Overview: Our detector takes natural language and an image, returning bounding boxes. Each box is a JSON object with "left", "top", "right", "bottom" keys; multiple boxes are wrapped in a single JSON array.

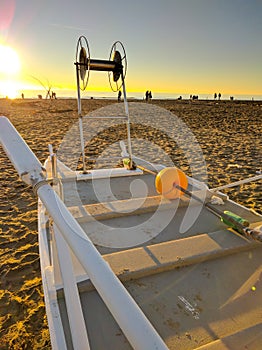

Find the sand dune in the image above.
[{"left": 0, "top": 98, "right": 261, "bottom": 349}]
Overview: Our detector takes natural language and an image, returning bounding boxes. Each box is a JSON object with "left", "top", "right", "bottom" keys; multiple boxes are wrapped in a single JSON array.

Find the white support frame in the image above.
[
  {"left": 53, "top": 224, "right": 91, "bottom": 350},
  {"left": 76, "top": 63, "right": 133, "bottom": 173}
]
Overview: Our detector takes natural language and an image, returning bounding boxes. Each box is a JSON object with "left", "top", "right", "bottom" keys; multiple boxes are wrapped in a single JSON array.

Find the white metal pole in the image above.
[
  {"left": 211, "top": 174, "right": 262, "bottom": 191},
  {"left": 78, "top": 116, "right": 87, "bottom": 173},
  {"left": 54, "top": 224, "right": 90, "bottom": 350},
  {"left": 76, "top": 63, "right": 87, "bottom": 173},
  {"left": 121, "top": 74, "right": 133, "bottom": 167}
]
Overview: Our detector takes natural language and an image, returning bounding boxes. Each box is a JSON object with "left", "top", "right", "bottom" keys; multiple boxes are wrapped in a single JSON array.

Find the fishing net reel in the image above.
[
  {"left": 74, "top": 36, "right": 132, "bottom": 174},
  {"left": 75, "top": 36, "right": 127, "bottom": 92}
]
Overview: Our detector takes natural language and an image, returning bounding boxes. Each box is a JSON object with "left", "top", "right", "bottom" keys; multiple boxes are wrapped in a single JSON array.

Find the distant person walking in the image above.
[
  {"left": 214, "top": 93, "right": 217, "bottom": 100},
  {"left": 145, "top": 90, "right": 149, "bottom": 101},
  {"left": 148, "top": 91, "right": 152, "bottom": 101},
  {"left": 218, "top": 92, "right": 221, "bottom": 100},
  {"left": 118, "top": 90, "right": 122, "bottom": 101}
]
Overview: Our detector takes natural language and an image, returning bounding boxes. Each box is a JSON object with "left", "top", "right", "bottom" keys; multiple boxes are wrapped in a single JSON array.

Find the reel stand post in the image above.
[
  {"left": 75, "top": 61, "right": 87, "bottom": 173},
  {"left": 121, "top": 72, "right": 132, "bottom": 167},
  {"left": 75, "top": 36, "right": 132, "bottom": 172}
]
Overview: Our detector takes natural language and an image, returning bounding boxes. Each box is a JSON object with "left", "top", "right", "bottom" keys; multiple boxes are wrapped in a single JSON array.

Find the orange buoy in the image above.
[{"left": 155, "top": 167, "right": 188, "bottom": 199}]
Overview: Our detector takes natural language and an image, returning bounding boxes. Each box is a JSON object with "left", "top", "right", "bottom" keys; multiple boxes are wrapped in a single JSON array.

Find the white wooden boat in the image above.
[{"left": 0, "top": 37, "right": 261, "bottom": 349}]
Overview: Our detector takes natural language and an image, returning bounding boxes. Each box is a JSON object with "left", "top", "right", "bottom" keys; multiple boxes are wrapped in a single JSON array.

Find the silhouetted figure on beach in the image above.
[
  {"left": 46, "top": 89, "right": 52, "bottom": 99},
  {"left": 118, "top": 90, "right": 122, "bottom": 101},
  {"left": 148, "top": 91, "right": 152, "bottom": 101},
  {"left": 214, "top": 93, "right": 217, "bottom": 100},
  {"left": 21, "top": 93, "right": 24, "bottom": 99},
  {"left": 145, "top": 90, "right": 149, "bottom": 101},
  {"left": 218, "top": 93, "right": 221, "bottom": 100}
]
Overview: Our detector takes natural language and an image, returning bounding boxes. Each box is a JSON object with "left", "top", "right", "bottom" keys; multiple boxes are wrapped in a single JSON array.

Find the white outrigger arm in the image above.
[{"left": 0, "top": 116, "right": 168, "bottom": 350}]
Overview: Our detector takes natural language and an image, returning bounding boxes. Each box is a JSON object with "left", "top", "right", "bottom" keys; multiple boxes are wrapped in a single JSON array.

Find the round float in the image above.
[{"left": 155, "top": 167, "right": 188, "bottom": 199}]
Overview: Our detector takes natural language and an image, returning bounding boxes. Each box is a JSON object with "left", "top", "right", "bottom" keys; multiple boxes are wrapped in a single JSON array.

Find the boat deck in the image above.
[
  {"left": 51, "top": 169, "right": 262, "bottom": 349},
  {"left": 59, "top": 248, "right": 262, "bottom": 349}
]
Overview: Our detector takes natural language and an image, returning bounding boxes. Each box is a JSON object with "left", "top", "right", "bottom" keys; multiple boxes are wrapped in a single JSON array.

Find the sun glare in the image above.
[
  {"left": 0, "top": 44, "right": 20, "bottom": 75},
  {"left": 0, "top": 80, "right": 19, "bottom": 99},
  {"left": 0, "top": 45, "right": 21, "bottom": 98}
]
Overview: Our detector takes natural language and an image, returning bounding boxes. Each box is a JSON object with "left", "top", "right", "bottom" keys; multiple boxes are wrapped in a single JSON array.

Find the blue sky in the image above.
[{"left": 0, "top": 0, "right": 261, "bottom": 97}]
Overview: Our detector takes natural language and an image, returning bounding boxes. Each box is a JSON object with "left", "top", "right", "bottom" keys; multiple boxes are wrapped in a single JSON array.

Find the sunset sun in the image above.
[
  {"left": 0, "top": 44, "right": 21, "bottom": 98},
  {"left": 0, "top": 44, "right": 20, "bottom": 74}
]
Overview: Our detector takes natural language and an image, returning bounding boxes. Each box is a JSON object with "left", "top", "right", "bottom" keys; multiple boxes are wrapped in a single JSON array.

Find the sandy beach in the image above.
[{"left": 0, "top": 97, "right": 261, "bottom": 349}]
